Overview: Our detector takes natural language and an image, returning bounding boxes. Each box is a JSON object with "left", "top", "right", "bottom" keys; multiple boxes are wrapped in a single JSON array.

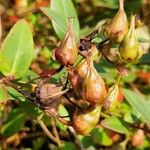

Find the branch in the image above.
[{"left": 37, "top": 118, "right": 61, "bottom": 147}]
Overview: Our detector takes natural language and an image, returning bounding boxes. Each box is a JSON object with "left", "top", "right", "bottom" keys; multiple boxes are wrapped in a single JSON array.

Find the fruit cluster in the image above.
[{"left": 49, "top": 0, "right": 143, "bottom": 135}]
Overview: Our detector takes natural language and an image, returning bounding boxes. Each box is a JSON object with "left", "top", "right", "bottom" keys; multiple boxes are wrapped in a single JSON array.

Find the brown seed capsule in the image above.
[
  {"left": 119, "top": 15, "right": 143, "bottom": 63},
  {"left": 72, "top": 106, "right": 101, "bottom": 135},
  {"left": 39, "top": 83, "right": 68, "bottom": 106},
  {"left": 54, "top": 19, "right": 78, "bottom": 66},
  {"left": 106, "top": 0, "right": 128, "bottom": 43},
  {"left": 68, "top": 46, "right": 100, "bottom": 93},
  {"left": 81, "top": 56, "right": 107, "bottom": 105}
]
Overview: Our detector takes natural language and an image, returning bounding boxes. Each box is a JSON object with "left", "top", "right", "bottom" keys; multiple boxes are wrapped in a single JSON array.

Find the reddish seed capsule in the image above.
[
  {"left": 72, "top": 106, "right": 101, "bottom": 135},
  {"left": 54, "top": 19, "right": 78, "bottom": 66},
  {"left": 81, "top": 56, "right": 107, "bottom": 105}
]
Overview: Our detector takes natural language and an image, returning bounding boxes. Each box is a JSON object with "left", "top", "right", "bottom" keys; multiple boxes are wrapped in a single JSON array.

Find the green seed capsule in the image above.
[
  {"left": 104, "top": 83, "right": 119, "bottom": 111},
  {"left": 106, "top": 0, "right": 128, "bottom": 43},
  {"left": 72, "top": 106, "right": 101, "bottom": 135},
  {"left": 119, "top": 15, "right": 143, "bottom": 63}
]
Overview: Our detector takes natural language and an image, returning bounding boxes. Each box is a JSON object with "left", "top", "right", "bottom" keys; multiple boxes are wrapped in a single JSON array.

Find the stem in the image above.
[
  {"left": 119, "top": 0, "right": 124, "bottom": 11},
  {"left": 37, "top": 119, "right": 61, "bottom": 147},
  {"left": 45, "top": 109, "right": 72, "bottom": 126},
  {"left": 51, "top": 118, "right": 62, "bottom": 146},
  {"left": 18, "top": 8, "right": 39, "bottom": 17}
]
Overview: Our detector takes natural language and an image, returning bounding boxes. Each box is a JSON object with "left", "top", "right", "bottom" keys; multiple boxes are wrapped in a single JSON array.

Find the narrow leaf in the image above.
[
  {"left": 40, "top": 8, "right": 66, "bottom": 39},
  {"left": 0, "top": 19, "right": 34, "bottom": 79},
  {"left": 20, "top": 100, "right": 43, "bottom": 119},
  {"left": 1, "top": 108, "right": 26, "bottom": 137},
  {"left": 123, "top": 89, "right": 150, "bottom": 124},
  {"left": 0, "top": 84, "right": 11, "bottom": 101},
  {"left": 51, "top": 0, "right": 79, "bottom": 39},
  {"left": 101, "top": 116, "right": 129, "bottom": 134},
  {"left": 41, "top": 0, "right": 79, "bottom": 39}
]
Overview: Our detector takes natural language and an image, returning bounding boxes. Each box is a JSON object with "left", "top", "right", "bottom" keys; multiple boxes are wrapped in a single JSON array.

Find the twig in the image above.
[
  {"left": 17, "top": 8, "right": 39, "bottom": 18},
  {"left": 37, "top": 118, "right": 61, "bottom": 147},
  {"left": 68, "top": 127, "right": 85, "bottom": 150},
  {"left": 51, "top": 118, "right": 62, "bottom": 146}
]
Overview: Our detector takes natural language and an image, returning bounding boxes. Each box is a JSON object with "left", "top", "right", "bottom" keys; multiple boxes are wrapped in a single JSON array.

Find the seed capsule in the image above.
[
  {"left": 68, "top": 46, "right": 101, "bottom": 95},
  {"left": 81, "top": 56, "right": 107, "bottom": 105},
  {"left": 104, "top": 83, "right": 119, "bottom": 111},
  {"left": 54, "top": 19, "right": 78, "bottom": 66},
  {"left": 72, "top": 106, "right": 101, "bottom": 135},
  {"left": 119, "top": 15, "right": 143, "bottom": 63},
  {"left": 106, "top": 0, "right": 128, "bottom": 43}
]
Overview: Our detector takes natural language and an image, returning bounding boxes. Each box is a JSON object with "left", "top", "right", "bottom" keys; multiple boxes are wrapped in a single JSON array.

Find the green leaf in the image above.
[
  {"left": 41, "top": 0, "right": 79, "bottom": 39},
  {"left": 0, "top": 84, "right": 11, "bottom": 102},
  {"left": 91, "top": 128, "right": 113, "bottom": 146},
  {"left": 51, "top": 0, "right": 79, "bottom": 39},
  {"left": 93, "top": 0, "right": 119, "bottom": 9},
  {"left": 140, "top": 53, "right": 150, "bottom": 64},
  {"left": 20, "top": 100, "right": 43, "bottom": 119},
  {"left": 40, "top": 8, "right": 66, "bottom": 39},
  {"left": 61, "top": 142, "right": 76, "bottom": 150},
  {"left": 1, "top": 108, "right": 26, "bottom": 137},
  {"left": 19, "top": 69, "right": 39, "bottom": 83},
  {"left": 101, "top": 116, "right": 129, "bottom": 134},
  {"left": 0, "top": 19, "right": 34, "bottom": 79},
  {"left": 56, "top": 104, "right": 69, "bottom": 131},
  {"left": 7, "top": 86, "right": 25, "bottom": 101},
  {"left": 123, "top": 89, "right": 150, "bottom": 124}
]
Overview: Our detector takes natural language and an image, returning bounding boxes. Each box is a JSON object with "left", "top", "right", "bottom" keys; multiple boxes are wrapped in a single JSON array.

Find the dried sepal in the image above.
[{"left": 39, "top": 83, "right": 68, "bottom": 106}]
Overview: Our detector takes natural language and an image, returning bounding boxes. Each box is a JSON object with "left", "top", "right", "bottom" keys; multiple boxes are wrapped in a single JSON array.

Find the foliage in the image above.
[{"left": 0, "top": 0, "right": 150, "bottom": 149}]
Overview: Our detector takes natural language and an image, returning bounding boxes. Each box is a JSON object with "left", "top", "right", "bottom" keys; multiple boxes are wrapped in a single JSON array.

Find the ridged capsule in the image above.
[
  {"left": 106, "top": 0, "right": 128, "bottom": 43},
  {"left": 54, "top": 19, "right": 78, "bottom": 66},
  {"left": 119, "top": 15, "right": 143, "bottom": 63},
  {"left": 104, "top": 83, "right": 119, "bottom": 111},
  {"left": 72, "top": 106, "right": 101, "bottom": 135},
  {"left": 68, "top": 46, "right": 101, "bottom": 94},
  {"left": 81, "top": 56, "right": 107, "bottom": 105}
]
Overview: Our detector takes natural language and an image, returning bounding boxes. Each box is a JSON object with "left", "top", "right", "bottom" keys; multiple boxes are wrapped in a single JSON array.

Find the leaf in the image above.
[
  {"left": 40, "top": 8, "right": 66, "bottom": 39},
  {"left": 123, "top": 89, "right": 150, "bottom": 124},
  {"left": 7, "top": 86, "right": 25, "bottom": 101},
  {"left": 1, "top": 108, "right": 26, "bottom": 137},
  {"left": 93, "top": 0, "right": 119, "bottom": 9},
  {"left": 20, "top": 100, "right": 43, "bottom": 119},
  {"left": 101, "top": 116, "right": 129, "bottom": 134},
  {"left": 0, "top": 84, "right": 11, "bottom": 102},
  {"left": 140, "top": 53, "right": 150, "bottom": 64},
  {"left": 56, "top": 104, "right": 69, "bottom": 131},
  {"left": 41, "top": 0, "right": 79, "bottom": 39},
  {"left": 91, "top": 128, "right": 113, "bottom": 146},
  {"left": 0, "top": 19, "right": 34, "bottom": 79},
  {"left": 61, "top": 142, "right": 76, "bottom": 150},
  {"left": 51, "top": 0, "right": 79, "bottom": 39}
]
